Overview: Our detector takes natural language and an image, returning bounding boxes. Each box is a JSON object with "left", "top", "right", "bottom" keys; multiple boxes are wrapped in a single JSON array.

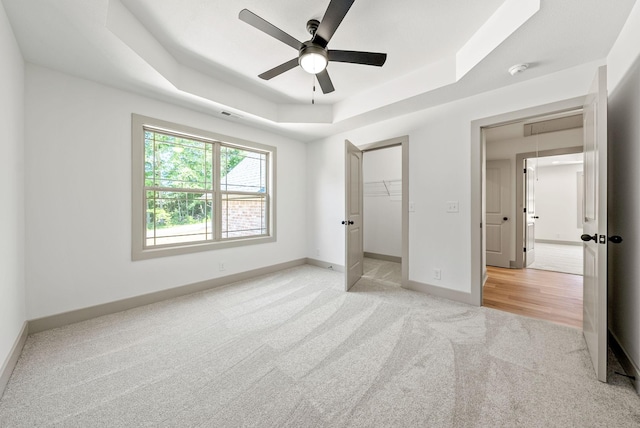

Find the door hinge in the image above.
[
  {"left": 523, "top": 247, "right": 526, "bottom": 252},
  {"left": 524, "top": 168, "right": 527, "bottom": 173},
  {"left": 524, "top": 208, "right": 527, "bottom": 213}
]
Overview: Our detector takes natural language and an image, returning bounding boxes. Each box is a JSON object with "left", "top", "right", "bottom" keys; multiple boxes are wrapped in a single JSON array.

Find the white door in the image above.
[
  {"left": 581, "top": 65, "right": 608, "bottom": 382},
  {"left": 524, "top": 161, "right": 536, "bottom": 266},
  {"left": 345, "top": 140, "right": 363, "bottom": 291},
  {"left": 486, "top": 160, "right": 511, "bottom": 268}
]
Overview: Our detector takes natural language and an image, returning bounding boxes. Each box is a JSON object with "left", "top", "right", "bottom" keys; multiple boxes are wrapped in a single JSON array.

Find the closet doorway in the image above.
[
  {"left": 345, "top": 136, "right": 408, "bottom": 290},
  {"left": 362, "top": 145, "right": 403, "bottom": 287}
]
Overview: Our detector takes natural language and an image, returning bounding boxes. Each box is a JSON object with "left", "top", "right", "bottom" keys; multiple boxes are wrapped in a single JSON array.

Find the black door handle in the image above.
[
  {"left": 608, "top": 235, "right": 623, "bottom": 244},
  {"left": 503, "top": 217, "right": 508, "bottom": 221},
  {"left": 341, "top": 220, "right": 354, "bottom": 225},
  {"left": 533, "top": 216, "right": 540, "bottom": 219},
  {"left": 581, "top": 233, "right": 597, "bottom": 242}
]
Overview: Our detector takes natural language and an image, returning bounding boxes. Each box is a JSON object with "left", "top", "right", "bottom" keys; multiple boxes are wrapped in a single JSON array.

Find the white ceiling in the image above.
[{"left": 2, "top": 0, "right": 636, "bottom": 141}]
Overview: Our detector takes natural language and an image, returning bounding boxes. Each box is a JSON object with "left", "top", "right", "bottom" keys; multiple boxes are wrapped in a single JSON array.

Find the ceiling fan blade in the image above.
[
  {"left": 258, "top": 58, "right": 299, "bottom": 80},
  {"left": 316, "top": 69, "right": 335, "bottom": 94},
  {"left": 313, "top": 0, "right": 355, "bottom": 47},
  {"left": 239, "top": 9, "right": 302, "bottom": 50},
  {"left": 328, "top": 50, "right": 387, "bottom": 66}
]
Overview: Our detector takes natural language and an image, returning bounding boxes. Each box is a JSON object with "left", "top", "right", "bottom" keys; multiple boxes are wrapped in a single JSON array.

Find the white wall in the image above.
[
  {"left": 486, "top": 128, "right": 583, "bottom": 260},
  {"left": 24, "top": 65, "right": 308, "bottom": 319},
  {"left": 535, "top": 164, "right": 583, "bottom": 243},
  {"left": 307, "top": 61, "right": 601, "bottom": 294},
  {"left": 363, "top": 147, "right": 402, "bottom": 257},
  {"left": 0, "top": 1, "right": 26, "bottom": 373},
  {"left": 607, "top": 0, "right": 640, "bottom": 386}
]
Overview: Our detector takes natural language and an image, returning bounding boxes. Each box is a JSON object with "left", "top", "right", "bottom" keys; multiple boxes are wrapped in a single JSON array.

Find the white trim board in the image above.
[
  {"left": 405, "top": 280, "right": 475, "bottom": 305},
  {"left": 364, "top": 252, "right": 402, "bottom": 263},
  {"left": 535, "top": 239, "right": 582, "bottom": 246},
  {"left": 306, "top": 258, "right": 345, "bottom": 272},
  {"left": 0, "top": 322, "right": 28, "bottom": 400}
]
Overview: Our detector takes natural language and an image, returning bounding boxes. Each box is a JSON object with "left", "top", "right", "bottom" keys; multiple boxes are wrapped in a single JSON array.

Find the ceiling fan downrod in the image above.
[{"left": 306, "top": 19, "right": 320, "bottom": 36}]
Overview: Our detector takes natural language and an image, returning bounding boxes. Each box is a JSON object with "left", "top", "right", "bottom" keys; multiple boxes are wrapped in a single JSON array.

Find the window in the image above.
[{"left": 132, "top": 114, "right": 276, "bottom": 260}]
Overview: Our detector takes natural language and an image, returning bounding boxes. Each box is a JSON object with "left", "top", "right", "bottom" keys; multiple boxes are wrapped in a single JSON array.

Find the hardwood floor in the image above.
[{"left": 483, "top": 266, "right": 583, "bottom": 328}]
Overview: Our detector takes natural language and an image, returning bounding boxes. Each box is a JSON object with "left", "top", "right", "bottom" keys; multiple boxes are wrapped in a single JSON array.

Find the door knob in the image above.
[
  {"left": 581, "top": 233, "right": 597, "bottom": 242},
  {"left": 608, "top": 235, "right": 623, "bottom": 244},
  {"left": 533, "top": 216, "right": 540, "bottom": 219},
  {"left": 341, "top": 220, "right": 354, "bottom": 225},
  {"left": 503, "top": 217, "right": 509, "bottom": 221}
]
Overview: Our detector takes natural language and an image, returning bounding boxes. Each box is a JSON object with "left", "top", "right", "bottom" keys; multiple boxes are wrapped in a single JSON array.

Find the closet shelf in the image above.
[{"left": 364, "top": 179, "right": 401, "bottom": 200}]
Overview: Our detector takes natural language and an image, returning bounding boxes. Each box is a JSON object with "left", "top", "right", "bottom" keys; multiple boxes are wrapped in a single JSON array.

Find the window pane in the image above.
[
  {"left": 220, "top": 147, "right": 266, "bottom": 193},
  {"left": 145, "top": 130, "right": 213, "bottom": 190},
  {"left": 221, "top": 194, "right": 267, "bottom": 239},
  {"left": 146, "top": 191, "right": 213, "bottom": 246}
]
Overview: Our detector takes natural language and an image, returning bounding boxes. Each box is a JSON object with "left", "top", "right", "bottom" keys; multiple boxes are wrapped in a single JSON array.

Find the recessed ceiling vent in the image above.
[{"left": 524, "top": 114, "right": 582, "bottom": 136}]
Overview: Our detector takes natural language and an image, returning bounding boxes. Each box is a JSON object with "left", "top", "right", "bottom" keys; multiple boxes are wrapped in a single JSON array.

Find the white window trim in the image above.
[{"left": 131, "top": 114, "right": 276, "bottom": 260}]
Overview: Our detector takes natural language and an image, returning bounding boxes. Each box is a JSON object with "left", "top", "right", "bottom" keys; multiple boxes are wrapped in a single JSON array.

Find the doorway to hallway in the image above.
[
  {"left": 481, "top": 108, "right": 585, "bottom": 328},
  {"left": 483, "top": 266, "right": 582, "bottom": 328}
]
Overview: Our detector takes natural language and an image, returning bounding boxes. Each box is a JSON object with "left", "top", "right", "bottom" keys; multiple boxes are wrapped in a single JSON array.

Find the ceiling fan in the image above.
[{"left": 239, "top": 0, "right": 387, "bottom": 94}]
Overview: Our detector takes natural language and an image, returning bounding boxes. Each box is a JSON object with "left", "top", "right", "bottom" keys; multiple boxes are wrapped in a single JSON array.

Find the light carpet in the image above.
[
  {"left": 529, "top": 242, "right": 583, "bottom": 276},
  {"left": 1, "top": 265, "right": 638, "bottom": 427},
  {"left": 362, "top": 257, "right": 402, "bottom": 287}
]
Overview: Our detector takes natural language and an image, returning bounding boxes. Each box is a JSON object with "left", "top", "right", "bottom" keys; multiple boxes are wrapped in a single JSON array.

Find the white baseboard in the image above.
[
  {"left": 405, "top": 280, "right": 474, "bottom": 305},
  {"left": 306, "top": 258, "right": 345, "bottom": 272},
  {"left": 363, "top": 252, "right": 402, "bottom": 263},
  {"left": 0, "top": 321, "right": 28, "bottom": 400},
  {"left": 535, "top": 239, "right": 582, "bottom": 246}
]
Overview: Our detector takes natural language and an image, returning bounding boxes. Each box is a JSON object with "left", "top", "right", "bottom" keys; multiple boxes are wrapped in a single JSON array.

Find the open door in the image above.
[
  {"left": 524, "top": 161, "right": 536, "bottom": 266},
  {"left": 345, "top": 140, "right": 363, "bottom": 291},
  {"left": 581, "top": 65, "right": 608, "bottom": 382},
  {"left": 486, "top": 159, "right": 511, "bottom": 268}
]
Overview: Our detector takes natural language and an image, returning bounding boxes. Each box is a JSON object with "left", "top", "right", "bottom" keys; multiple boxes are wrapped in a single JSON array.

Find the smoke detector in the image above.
[{"left": 508, "top": 63, "right": 529, "bottom": 76}]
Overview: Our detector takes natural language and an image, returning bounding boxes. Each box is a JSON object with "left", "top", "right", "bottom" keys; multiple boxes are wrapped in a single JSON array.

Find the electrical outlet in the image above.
[
  {"left": 446, "top": 201, "right": 459, "bottom": 213},
  {"left": 219, "top": 262, "right": 225, "bottom": 271},
  {"left": 434, "top": 269, "right": 441, "bottom": 280}
]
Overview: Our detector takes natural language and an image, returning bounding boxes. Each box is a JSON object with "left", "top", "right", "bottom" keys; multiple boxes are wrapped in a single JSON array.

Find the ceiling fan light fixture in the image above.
[{"left": 299, "top": 44, "right": 328, "bottom": 74}]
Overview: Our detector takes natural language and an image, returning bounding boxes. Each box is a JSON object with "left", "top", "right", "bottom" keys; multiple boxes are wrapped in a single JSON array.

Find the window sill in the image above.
[{"left": 132, "top": 235, "right": 276, "bottom": 261}]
